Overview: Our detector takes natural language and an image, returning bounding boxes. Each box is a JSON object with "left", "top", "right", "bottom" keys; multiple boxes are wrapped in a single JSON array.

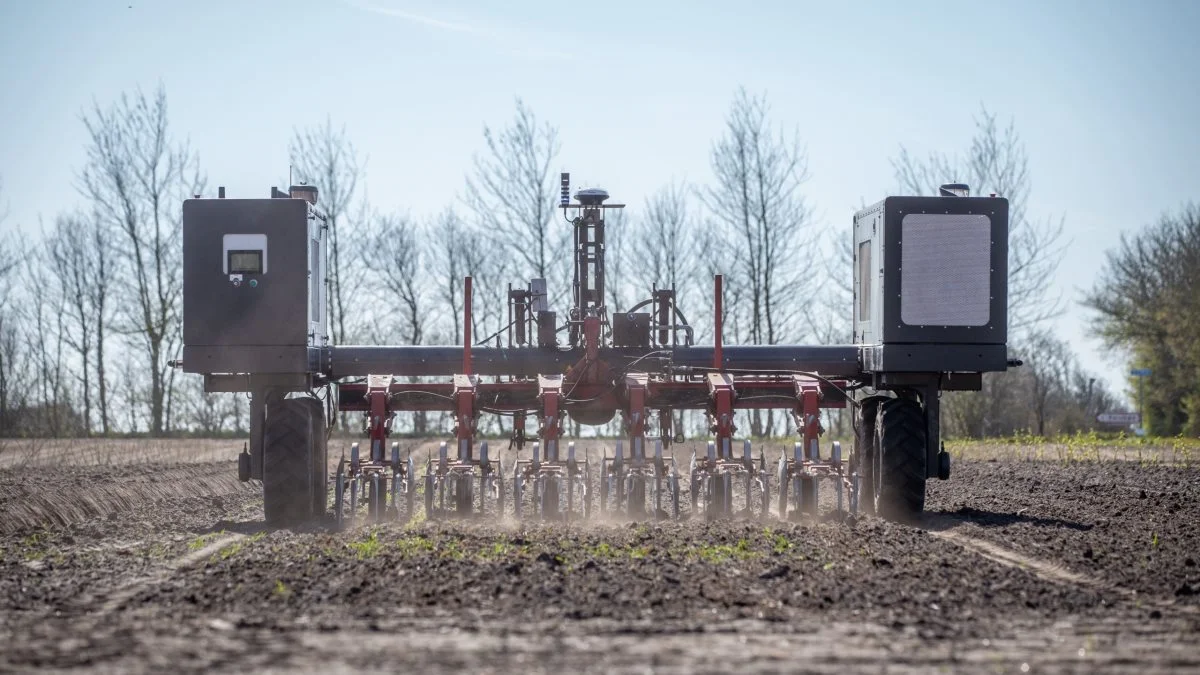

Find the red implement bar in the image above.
[
  {"left": 365, "top": 374, "right": 392, "bottom": 463},
  {"left": 338, "top": 379, "right": 848, "bottom": 412},
  {"left": 795, "top": 376, "right": 822, "bottom": 462},
  {"left": 453, "top": 373, "right": 477, "bottom": 461},
  {"left": 707, "top": 372, "right": 736, "bottom": 459},
  {"left": 626, "top": 373, "right": 648, "bottom": 460},
  {"left": 537, "top": 374, "right": 564, "bottom": 462}
]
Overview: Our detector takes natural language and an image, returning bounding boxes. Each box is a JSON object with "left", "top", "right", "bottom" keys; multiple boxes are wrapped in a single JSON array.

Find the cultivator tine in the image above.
[
  {"left": 424, "top": 458, "right": 435, "bottom": 520},
  {"left": 759, "top": 449, "right": 770, "bottom": 520},
  {"left": 547, "top": 475, "right": 561, "bottom": 520},
  {"left": 851, "top": 472, "right": 862, "bottom": 516},
  {"left": 628, "top": 474, "right": 644, "bottom": 519},
  {"left": 513, "top": 459, "right": 523, "bottom": 521},
  {"left": 614, "top": 441, "right": 626, "bottom": 507},
  {"left": 480, "top": 441, "right": 491, "bottom": 516},
  {"left": 458, "top": 473, "right": 473, "bottom": 517},
  {"left": 566, "top": 442, "right": 576, "bottom": 519},
  {"left": 776, "top": 451, "right": 788, "bottom": 520},
  {"left": 346, "top": 443, "right": 361, "bottom": 525},
  {"left": 371, "top": 473, "right": 383, "bottom": 522},
  {"left": 669, "top": 460, "right": 681, "bottom": 520},
  {"left": 583, "top": 457, "right": 592, "bottom": 520},
  {"left": 406, "top": 455, "right": 416, "bottom": 518},
  {"left": 497, "top": 456, "right": 506, "bottom": 518},
  {"left": 531, "top": 442, "right": 543, "bottom": 518},
  {"left": 743, "top": 439, "right": 753, "bottom": 515},
  {"left": 334, "top": 457, "right": 346, "bottom": 528},
  {"left": 653, "top": 439, "right": 664, "bottom": 521},
  {"left": 806, "top": 440, "right": 820, "bottom": 516},
  {"left": 791, "top": 441, "right": 805, "bottom": 521},
  {"left": 689, "top": 450, "right": 699, "bottom": 515},
  {"left": 832, "top": 441, "right": 843, "bottom": 516},
  {"left": 600, "top": 448, "right": 609, "bottom": 513},
  {"left": 390, "top": 442, "right": 401, "bottom": 519}
]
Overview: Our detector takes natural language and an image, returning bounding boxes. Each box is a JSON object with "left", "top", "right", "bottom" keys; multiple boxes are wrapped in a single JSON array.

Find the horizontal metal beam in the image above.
[
  {"left": 325, "top": 345, "right": 862, "bottom": 379},
  {"left": 336, "top": 378, "right": 849, "bottom": 412}
]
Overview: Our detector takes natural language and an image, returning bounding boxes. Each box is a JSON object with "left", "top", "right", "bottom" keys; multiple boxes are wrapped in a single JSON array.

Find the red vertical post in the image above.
[
  {"left": 713, "top": 274, "right": 723, "bottom": 370},
  {"left": 463, "top": 276, "right": 473, "bottom": 375},
  {"left": 795, "top": 377, "right": 822, "bottom": 463}
]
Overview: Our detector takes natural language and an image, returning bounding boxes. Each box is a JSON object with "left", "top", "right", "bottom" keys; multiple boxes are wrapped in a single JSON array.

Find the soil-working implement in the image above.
[{"left": 179, "top": 178, "right": 1012, "bottom": 525}]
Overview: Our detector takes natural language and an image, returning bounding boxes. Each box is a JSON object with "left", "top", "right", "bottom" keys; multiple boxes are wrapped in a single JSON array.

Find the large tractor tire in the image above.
[
  {"left": 852, "top": 397, "right": 883, "bottom": 516},
  {"left": 872, "top": 397, "right": 927, "bottom": 522},
  {"left": 264, "top": 397, "right": 327, "bottom": 526}
]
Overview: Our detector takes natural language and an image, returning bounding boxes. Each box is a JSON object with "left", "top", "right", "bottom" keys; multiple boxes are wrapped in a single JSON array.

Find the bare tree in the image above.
[
  {"left": 362, "top": 213, "right": 429, "bottom": 433},
  {"left": 44, "top": 213, "right": 112, "bottom": 435},
  {"left": 0, "top": 178, "right": 27, "bottom": 434},
  {"left": 632, "top": 181, "right": 696, "bottom": 307},
  {"left": 46, "top": 214, "right": 95, "bottom": 434},
  {"left": 703, "top": 88, "right": 814, "bottom": 436},
  {"left": 464, "top": 98, "right": 563, "bottom": 287},
  {"left": 430, "top": 208, "right": 504, "bottom": 347},
  {"left": 603, "top": 206, "right": 632, "bottom": 314},
  {"left": 1020, "top": 329, "right": 1075, "bottom": 436},
  {"left": 429, "top": 209, "right": 469, "bottom": 345},
  {"left": 893, "top": 107, "right": 1065, "bottom": 333},
  {"left": 89, "top": 218, "right": 113, "bottom": 433},
  {"left": 78, "top": 85, "right": 203, "bottom": 436},
  {"left": 184, "top": 377, "right": 239, "bottom": 435},
  {"left": 289, "top": 117, "right": 366, "bottom": 344},
  {"left": 21, "top": 246, "right": 71, "bottom": 436},
  {"left": 363, "top": 213, "right": 426, "bottom": 347}
]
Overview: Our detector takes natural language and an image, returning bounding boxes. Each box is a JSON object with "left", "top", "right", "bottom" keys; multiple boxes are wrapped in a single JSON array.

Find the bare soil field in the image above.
[{"left": 1, "top": 438, "right": 1198, "bottom": 673}]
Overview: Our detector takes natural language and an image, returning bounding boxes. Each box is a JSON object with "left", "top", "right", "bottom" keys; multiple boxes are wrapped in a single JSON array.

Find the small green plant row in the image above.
[{"left": 336, "top": 526, "right": 832, "bottom": 566}]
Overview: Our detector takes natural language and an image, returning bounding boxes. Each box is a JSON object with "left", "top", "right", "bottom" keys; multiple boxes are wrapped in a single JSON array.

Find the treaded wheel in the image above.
[
  {"left": 299, "top": 398, "right": 328, "bottom": 519},
  {"left": 264, "top": 398, "right": 324, "bottom": 526},
  {"left": 873, "top": 397, "right": 927, "bottom": 522},
  {"left": 853, "top": 398, "right": 883, "bottom": 516}
]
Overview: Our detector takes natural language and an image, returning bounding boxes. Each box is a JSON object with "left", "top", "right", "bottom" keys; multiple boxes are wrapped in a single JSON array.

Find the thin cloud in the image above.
[
  {"left": 342, "top": 0, "right": 572, "bottom": 61},
  {"left": 344, "top": 0, "right": 490, "bottom": 36}
]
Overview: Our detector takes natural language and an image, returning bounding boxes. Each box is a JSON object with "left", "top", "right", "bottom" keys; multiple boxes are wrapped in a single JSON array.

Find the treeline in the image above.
[{"left": 0, "top": 85, "right": 1145, "bottom": 439}]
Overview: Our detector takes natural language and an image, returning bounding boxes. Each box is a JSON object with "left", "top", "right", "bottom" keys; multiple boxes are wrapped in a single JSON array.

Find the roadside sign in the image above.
[
  {"left": 1097, "top": 412, "right": 1141, "bottom": 425},
  {"left": 1130, "top": 368, "right": 1152, "bottom": 377}
]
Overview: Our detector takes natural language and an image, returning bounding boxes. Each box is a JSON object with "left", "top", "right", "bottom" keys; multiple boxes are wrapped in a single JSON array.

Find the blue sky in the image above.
[{"left": 1, "top": 0, "right": 1198, "bottom": 397}]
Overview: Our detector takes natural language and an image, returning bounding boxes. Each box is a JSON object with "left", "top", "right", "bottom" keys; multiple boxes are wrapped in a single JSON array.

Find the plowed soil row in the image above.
[{"left": 1, "top": 442, "right": 1197, "bottom": 673}]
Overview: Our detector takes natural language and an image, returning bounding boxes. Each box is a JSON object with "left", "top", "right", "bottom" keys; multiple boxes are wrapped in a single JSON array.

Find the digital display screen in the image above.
[{"left": 228, "top": 250, "right": 263, "bottom": 274}]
